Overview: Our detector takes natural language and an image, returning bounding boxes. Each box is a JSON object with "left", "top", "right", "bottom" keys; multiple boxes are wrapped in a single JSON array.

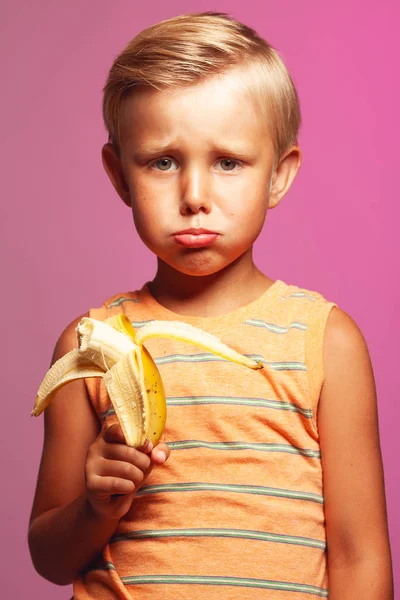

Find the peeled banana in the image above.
[{"left": 32, "top": 315, "right": 262, "bottom": 447}]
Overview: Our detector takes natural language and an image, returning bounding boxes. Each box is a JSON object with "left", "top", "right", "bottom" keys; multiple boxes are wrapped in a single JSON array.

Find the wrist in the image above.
[{"left": 84, "top": 495, "right": 122, "bottom": 527}]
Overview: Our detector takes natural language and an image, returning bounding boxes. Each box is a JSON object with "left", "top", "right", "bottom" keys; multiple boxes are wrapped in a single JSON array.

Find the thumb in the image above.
[
  {"left": 103, "top": 423, "right": 126, "bottom": 444},
  {"left": 151, "top": 442, "right": 171, "bottom": 465}
]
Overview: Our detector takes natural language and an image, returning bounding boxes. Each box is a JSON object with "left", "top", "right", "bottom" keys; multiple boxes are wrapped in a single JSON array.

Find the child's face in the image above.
[{"left": 103, "top": 68, "right": 300, "bottom": 277}]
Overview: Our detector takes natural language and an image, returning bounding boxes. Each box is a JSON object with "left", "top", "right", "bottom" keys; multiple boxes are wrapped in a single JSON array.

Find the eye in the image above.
[
  {"left": 217, "top": 159, "right": 242, "bottom": 172},
  {"left": 151, "top": 158, "right": 178, "bottom": 171}
]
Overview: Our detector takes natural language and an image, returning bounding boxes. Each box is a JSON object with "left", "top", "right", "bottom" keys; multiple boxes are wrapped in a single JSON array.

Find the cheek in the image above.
[
  {"left": 227, "top": 174, "right": 269, "bottom": 213},
  {"left": 132, "top": 202, "right": 158, "bottom": 234},
  {"left": 131, "top": 195, "right": 172, "bottom": 244},
  {"left": 130, "top": 179, "right": 173, "bottom": 221},
  {"left": 129, "top": 183, "right": 156, "bottom": 224},
  {"left": 232, "top": 192, "right": 269, "bottom": 223}
]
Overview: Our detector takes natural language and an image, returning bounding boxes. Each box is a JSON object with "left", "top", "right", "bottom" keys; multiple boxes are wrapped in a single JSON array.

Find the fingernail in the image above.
[{"left": 158, "top": 451, "right": 167, "bottom": 462}]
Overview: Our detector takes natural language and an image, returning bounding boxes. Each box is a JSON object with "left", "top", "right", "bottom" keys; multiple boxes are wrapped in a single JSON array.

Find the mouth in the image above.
[{"left": 172, "top": 228, "right": 219, "bottom": 248}]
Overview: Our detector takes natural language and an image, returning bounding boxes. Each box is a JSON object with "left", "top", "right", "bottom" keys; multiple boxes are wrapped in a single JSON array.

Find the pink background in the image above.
[{"left": 1, "top": 0, "right": 398, "bottom": 596}]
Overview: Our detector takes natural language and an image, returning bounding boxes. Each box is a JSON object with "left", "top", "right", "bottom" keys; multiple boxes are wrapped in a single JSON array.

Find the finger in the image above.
[
  {"left": 137, "top": 439, "right": 153, "bottom": 454},
  {"left": 135, "top": 463, "right": 153, "bottom": 492},
  {"left": 150, "top": 442, "right": 171, "bottom": 465},
  {"left": 88, "top": 474, "right": 135, "bottom": 496},
  {"left": 103, "top": 423, "right": 126, "bottom": 444},
  {"left": 144, "top": 463, "right": 153, "bottom": 480},
  {"left": 97, "top": 459, "right": 146, "bottom": 488},
  {"left": 102, "top": 444, "right": 152, "bottom": 472}
]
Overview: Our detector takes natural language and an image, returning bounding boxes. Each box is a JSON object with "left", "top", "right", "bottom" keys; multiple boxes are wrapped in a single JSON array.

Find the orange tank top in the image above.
[{"left": 74, "top": 279, "right": 336, "bottom": 599}]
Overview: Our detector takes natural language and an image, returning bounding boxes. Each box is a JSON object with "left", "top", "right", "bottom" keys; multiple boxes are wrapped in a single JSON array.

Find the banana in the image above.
[{"left": 32, "top": 314, "right": 262, "bottom": 447}]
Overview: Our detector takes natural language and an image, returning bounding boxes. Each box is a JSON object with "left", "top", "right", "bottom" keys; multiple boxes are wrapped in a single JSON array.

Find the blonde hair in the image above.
[{"left": 103, "top": 12, "right": 301, "bottom": 158}]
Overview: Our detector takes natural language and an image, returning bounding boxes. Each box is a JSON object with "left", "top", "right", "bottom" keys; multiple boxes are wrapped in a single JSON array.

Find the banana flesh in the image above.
[{"left": 32, "top": 315, "right": 262, "bottom": 447}]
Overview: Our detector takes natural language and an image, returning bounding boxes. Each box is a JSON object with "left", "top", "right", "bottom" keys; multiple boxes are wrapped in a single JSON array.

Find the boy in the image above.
[{"left": 28, "top": 12, "right": 393, "bottom": 599}]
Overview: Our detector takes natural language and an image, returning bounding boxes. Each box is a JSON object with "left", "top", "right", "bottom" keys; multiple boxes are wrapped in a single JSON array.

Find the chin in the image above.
[
  {"left": 167, "top": 251, "right": 241, "bottom": 278},
  {"left": 173, "top": 262, "right": 222, "bottom": 278}
]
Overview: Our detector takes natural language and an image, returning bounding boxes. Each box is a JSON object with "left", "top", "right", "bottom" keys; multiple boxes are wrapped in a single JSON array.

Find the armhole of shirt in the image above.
[{"left": 304, "top": 297, "right": 338, "bottom": 435}]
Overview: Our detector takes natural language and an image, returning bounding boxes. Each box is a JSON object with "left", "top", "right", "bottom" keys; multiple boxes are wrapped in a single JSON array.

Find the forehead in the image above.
[{"left": 119, "top": 69, "right": 271, "bottom": 151}]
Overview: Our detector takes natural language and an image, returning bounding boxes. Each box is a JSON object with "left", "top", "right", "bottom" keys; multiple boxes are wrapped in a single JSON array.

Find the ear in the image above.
[
  {"left": 268, "top": 145, "right": 302, "bottom": 209},
  {"left": 101, "top": 143, "right": 131, "bottom": 207}
]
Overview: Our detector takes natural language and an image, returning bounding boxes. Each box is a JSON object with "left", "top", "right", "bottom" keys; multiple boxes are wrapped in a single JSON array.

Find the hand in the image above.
[{"left": 84, "top": 423, "right": 170, "bottom": 521}]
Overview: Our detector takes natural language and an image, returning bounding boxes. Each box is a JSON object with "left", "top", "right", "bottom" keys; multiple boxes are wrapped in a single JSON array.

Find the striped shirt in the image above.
[{"left": 75, "top": 279, "right": 336, "bottom": 599}]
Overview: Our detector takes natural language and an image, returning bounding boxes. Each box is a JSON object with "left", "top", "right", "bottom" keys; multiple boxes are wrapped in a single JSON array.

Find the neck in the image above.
[{"left": 149, "top": 251, "right": 273, "bottom": 317}]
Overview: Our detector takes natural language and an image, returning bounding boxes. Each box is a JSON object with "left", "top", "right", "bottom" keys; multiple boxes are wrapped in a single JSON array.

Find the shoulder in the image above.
[
  {"left": 278, "top": 279, "right": 338, "bottom": 340},
  {"left": 277, "top": 280, "right": 336, "bottom": 317},
  {"left": 320, "top": 306, "right": 375, "bottom": 415},
  {"left": 280, "top": 283, "right": 363, "bottom": 344},
  {"left": 323, "top": 306, "right": 371, "bottom": 371},
  {"left": 277, "top": 282, "right": 371, "bottom": 408},
  {"left": 51, "top": 289, "right": 142, "bottom": 363},
  {"left": 90, "top": 290, "right": 143, "bottom": 321},
  {"left": 52, "top": 314, "right": 88, "bottom": 363}
]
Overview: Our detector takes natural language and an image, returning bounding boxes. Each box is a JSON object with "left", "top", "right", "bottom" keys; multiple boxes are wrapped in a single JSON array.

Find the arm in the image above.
[
  {"left": 318, "top": 307, "right": 393, "bottom": 599},
  {"left": 28, "top": 317, "right": 169, "bottom": 585}
]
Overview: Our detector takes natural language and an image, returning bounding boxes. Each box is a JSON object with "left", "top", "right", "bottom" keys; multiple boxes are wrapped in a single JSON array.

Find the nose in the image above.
[{"left": 179, "top": 166, "right": 212, "bottom": 215}]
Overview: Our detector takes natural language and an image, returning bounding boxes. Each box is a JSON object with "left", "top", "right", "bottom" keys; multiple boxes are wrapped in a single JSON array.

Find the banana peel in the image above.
[{"left": 32, "top": 315, "right": 262, "bottom": 447}]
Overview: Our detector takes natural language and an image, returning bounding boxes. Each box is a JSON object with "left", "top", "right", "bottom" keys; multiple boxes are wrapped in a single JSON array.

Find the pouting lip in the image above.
[{"left": 172, "top": 228, "right": 218, "bottom": 235}]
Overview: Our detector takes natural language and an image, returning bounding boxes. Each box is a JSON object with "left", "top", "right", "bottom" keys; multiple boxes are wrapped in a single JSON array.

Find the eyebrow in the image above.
[
  {"left": 133, "top": 141, "right": 255, "bottom": 160},
  {"left": 134, "top": 142, "right": 179, "bottom": 157}
]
